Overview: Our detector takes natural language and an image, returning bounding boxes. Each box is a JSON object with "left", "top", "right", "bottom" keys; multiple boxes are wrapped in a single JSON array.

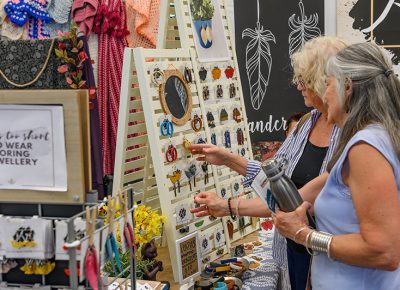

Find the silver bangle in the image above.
[
  {"left": 327, "top": 235, "right": 333, "bottom": 260},
  {"left": 293, "top": 226, "right": 311, "bottom": 244},
  {"left": 310, "top": 230, "right": 333, "bottom": 256},
  {"left": 305, "top": 230, "right": 317, "bottom": 256}
]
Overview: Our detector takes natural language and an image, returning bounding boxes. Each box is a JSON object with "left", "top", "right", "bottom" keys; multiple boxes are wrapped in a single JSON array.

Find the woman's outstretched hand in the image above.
[
  {"left": 189, "top": 143, "right": 231, "bottom": 167},
  {"left": 190, "top": 191, "right": 228, "bottom": 217}
]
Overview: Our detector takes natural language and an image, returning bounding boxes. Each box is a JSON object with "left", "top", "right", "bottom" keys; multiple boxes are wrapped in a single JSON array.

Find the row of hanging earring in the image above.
[
  {"left": 199, "top": 65, "right": 235, "bottom": 82},
  {"left": 202, "top": 83, "right": 237, "bottom": 101},
  {"left": 206, "top": 107, "right": 243, "bottom": 128},
  {"left": 152, "top": 66, "right": 194, "bottom": 86}
]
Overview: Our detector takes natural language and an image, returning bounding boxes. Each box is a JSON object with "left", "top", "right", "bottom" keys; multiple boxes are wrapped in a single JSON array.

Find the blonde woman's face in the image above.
[{"left": 296, "top": 81, "right": 321, "bottom": 108}]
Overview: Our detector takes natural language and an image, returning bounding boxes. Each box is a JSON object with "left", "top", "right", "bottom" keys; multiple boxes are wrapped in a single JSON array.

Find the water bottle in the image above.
[{"left": 262, "top": 158, "right": 315, "bottom": 227}]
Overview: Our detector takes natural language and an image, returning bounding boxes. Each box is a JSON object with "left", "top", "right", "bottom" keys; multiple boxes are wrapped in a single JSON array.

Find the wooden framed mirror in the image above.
[{"left": 159, "top": 69, "right": 192, "bottom": 125}]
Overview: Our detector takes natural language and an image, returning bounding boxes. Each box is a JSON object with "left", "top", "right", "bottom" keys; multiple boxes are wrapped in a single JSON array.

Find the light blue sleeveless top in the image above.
[{"left": 312, "top": 124, "right": 400, "bottom": 290}]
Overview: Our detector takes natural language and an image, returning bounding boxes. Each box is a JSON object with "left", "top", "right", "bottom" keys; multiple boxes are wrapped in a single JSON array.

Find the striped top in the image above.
[
  {"left": 243, "top": 109, "right": 341, "bottom": 278},
  {"left": 243, "top": 109, "right": 340, "bottom": 187}
]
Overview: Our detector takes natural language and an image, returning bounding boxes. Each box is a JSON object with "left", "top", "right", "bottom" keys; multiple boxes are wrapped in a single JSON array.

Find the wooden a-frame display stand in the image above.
[{"left": 113, "top": 0, "right": 259, "bottom": 283}]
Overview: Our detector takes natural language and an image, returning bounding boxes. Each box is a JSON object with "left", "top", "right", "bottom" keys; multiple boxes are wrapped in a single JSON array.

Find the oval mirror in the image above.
[{"left": 160, "top": 69, "right": 192, "bottom": 125}]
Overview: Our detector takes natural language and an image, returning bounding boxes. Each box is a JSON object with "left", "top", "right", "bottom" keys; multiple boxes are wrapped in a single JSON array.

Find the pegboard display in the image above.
[
  {"left": 132, "top": 48, "right": 230, "bottom": 282},
  {"left": 169, "top": 0, "right": 259, "bottom": 243}
]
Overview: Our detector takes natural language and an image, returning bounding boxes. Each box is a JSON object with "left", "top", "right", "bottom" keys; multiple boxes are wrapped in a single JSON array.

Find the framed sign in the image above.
[
  {"left": 175, "top": 231, "right": 201, "bottom": 284},
  {"left": 0, "top": 104, "right": 67, "bottom": 191},
  {"left": 188, "top": 0, "right": 230, "bottom": 62},
  {"left": 0, "top": 90, "right": 90, "bottom": 204}
]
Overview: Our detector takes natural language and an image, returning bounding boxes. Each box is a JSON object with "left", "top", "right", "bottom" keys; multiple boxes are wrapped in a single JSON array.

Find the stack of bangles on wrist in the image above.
[
  {"left": 228, "top": 193, "right": 247, "bottom": 221},
  {"left": 294, "top": 226, "right": 334, "bottom": 259}
]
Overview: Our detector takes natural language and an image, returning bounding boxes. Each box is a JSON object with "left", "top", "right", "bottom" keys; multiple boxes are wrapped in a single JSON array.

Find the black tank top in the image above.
[
  {"left": 291, "top": 140, "right": 328, "bottom": 189},
  {"left": 288, "top": 140, "right": 328, "bottom": 253}
]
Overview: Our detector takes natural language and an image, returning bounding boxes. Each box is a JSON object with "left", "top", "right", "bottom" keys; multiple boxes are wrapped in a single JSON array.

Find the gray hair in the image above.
[{"left": 326, "top": 42, "right": 400, "bottom": 170}]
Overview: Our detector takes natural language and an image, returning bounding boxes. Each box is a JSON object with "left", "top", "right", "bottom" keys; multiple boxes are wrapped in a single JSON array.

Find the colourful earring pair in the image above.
[{"left": 160, "top": 119, "right": 174, "bottom": 137}]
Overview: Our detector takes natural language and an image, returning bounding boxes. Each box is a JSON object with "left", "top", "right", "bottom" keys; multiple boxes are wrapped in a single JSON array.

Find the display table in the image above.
[
  {"left": 241, "top": 230, "right": 280, "bottom": 290},
  {"left": 157, "top": 228, "right": 281, "bottom": 290}
]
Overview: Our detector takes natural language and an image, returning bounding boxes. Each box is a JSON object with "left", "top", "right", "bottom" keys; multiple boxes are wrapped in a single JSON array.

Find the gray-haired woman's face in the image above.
[{"left": 323, "top": 76, "right": 343, "bottom": 126}]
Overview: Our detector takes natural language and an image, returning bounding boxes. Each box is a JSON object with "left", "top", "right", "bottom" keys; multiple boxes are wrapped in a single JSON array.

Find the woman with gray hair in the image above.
[{"left": 273, "top": 42, "right": 400, "bottom": 289}]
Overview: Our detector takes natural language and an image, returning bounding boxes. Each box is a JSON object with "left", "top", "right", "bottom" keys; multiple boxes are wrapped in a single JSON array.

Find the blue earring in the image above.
[
  {"left": 224, "top": 130, "right": 231, "bottom": 148},
  {"left": 160, "top": 119, "right": 174, "bottom": 137},
  {"left": 197, "top": 137, "right": 206, "bottom": 144},
  {"left": 211, "top": 133, "right": 217, "bottom": 145}
]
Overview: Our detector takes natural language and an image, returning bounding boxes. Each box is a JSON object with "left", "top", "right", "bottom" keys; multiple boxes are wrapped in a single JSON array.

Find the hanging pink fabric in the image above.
[
  {"left": 125, "top": 0, "right": 160, "bottom": 48},
  {"left": 95, "top": 0, "right": 128, "bottom": 175}
]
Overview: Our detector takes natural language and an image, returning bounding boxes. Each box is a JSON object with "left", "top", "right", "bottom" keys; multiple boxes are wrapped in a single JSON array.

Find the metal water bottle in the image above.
[{"left": 262, "top": 158, "right": 315, "bottom": 227}]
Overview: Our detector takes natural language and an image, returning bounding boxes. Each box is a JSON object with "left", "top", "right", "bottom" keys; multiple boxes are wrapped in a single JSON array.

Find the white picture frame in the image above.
[
  {"left": 0, "top": 104, "right": 67, "bottom": 191},
  {"left": 175, "top": 231, "right": 201, "bottom": 284}
]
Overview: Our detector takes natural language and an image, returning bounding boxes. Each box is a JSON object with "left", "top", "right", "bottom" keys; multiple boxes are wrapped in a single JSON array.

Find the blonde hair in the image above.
[{"left": 291, "top": 36, "right": 348, "bottom": 97}]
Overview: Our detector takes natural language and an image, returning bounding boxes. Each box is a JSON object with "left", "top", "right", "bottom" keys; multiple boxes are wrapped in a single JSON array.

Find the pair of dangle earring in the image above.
[
  {"left": 160, "top": 118, "right": 174, "bottom": 137},
  {"left": 166, "top": 144, "right": 178, "bottom": 163},
  {"left": 168, "top": 168, "right": 182, "bottom": 196}
]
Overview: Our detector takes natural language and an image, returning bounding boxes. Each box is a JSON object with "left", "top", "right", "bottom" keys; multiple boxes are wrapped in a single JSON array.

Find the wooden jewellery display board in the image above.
[
  {"left": 133, "top": 47, "right": 230, "bottom": 283},
  {"left": 0, "top": 90, "right": 90, "bottom": 204},
  {"left": 158, "top": 0, "right": 259, "bottom": 243}
]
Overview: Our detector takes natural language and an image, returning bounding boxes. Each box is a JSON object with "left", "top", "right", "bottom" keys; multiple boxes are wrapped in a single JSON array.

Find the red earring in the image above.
[
  {"left": 191, "top": 114, "right": 203, "bottom": 132},
  {"left": 225, "top": 66, "right": 235, "bottom": 79},
  {"left": 166, "top": 144, "right": 178, "bottom": 162}
]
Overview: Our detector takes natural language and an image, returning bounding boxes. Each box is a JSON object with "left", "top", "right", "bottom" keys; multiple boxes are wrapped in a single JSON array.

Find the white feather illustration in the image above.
[
  {"left": 242, "top": 0, "right": 276, "bottom": 111},
  {"left": 288, "top": 0, "right": 321, "bottom": 58},
  {"left": 175, "top": 77, "right": 187, "bottom": 110}
]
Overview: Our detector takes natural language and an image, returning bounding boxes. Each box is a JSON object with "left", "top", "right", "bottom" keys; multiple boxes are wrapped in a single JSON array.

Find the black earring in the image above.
[
  {"left": 229, "top": 83, "right": 236, "bottom": 98},
  {"left": 199, "top": 67, "right": 207, "bottom": 81},
  {"left": 203, "top": 86, "right": 210, "bottom": 101},
  {"left": 184, "top": 67, "right": 193, "bottom": 83},
  {"left": 216, "top": 85, "right": 223, "bottom": 98},
  {"left": 206, "top": 111, "right": 215, "bottom": 128}
]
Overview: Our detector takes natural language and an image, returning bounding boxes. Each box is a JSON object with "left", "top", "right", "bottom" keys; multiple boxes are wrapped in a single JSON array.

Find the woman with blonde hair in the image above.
[{"left": 190, "top": 36, "right": 347, "bottom": 290}]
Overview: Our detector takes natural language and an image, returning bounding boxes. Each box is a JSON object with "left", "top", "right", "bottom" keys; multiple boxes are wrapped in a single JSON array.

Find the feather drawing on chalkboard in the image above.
[
  {"left": 288, "top": 0, "right": 321, "bottom": 58},
  {"left": 175, "top": 77, "right": 187, "bottom": 110},
  {"left": 242, "top": 0, "right": 276, "bottom": 111}
]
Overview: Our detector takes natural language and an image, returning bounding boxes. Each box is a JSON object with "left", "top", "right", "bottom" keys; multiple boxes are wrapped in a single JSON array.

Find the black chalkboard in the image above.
[
  {"left": 164, "top": 75, "right": 188, "bottom": 119},
  {"left": 234, "top": 0, "right": 324, "bottom": 142}
]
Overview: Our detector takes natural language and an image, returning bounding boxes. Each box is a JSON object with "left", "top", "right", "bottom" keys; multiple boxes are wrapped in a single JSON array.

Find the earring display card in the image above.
[
  {"left": 214, "top": 224, "right": 225, "bottom": 248},
  {"left": 176, "top": 203, "right": 192, "bottom": 225},
  {"left": 1, "top": 216, "right": 54, "bottom": 260},
  {"left": 200, "top": 232, "right": 213, "bottom": 255},
  {"left": 55, "top": 218, "right": 86, "bottom": 260}
]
